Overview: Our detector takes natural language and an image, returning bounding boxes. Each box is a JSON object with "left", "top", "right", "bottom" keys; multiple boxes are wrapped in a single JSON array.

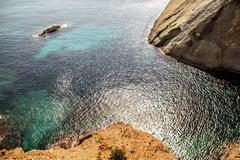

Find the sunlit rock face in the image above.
[
  {"left": 148, "top": 0, "right": 240, "bottom": 73},
  {"left": 0, "top": 124, "right": 177, "bottom": 160}
]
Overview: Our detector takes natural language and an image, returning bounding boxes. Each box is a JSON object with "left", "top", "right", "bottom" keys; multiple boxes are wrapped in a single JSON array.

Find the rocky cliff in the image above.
[
  {"left": 221, "top": 144, "right": 240, "bottom": 160},
  {"left": 148, "top": 0, "right": 240, "bottom": 73},
  {"left": 0, "top": 123, "right": 176, "bottom": 160}
]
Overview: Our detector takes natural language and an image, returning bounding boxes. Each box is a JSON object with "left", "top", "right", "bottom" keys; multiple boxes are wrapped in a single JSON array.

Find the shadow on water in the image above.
[{"left": 210, "top": 71, "right": 240, "bottom": 86}]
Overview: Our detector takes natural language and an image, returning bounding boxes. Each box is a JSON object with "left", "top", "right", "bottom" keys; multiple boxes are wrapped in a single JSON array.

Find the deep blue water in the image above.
[{"left": 0, "top": 0, "right": 240, "bottom": 159}]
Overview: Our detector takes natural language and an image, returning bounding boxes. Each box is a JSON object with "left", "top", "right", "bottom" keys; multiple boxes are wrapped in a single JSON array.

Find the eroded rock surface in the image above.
[
  {"left": 51, "top": 131, "right": 92, "bottom": 149},
  {"left": 148, "top": 0, "right": 240, "bottom": 73}
]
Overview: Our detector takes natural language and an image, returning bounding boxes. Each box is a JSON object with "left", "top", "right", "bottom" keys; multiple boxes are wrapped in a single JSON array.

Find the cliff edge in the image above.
[
  {"left": 221, "top": 144, "right": 240, "bottom": 160},
  {"left": 0, "top": 123, "right": 176, "bottom": 160},
  {"left": 148, "top": 0, "right": 240, "bottom": 73}
]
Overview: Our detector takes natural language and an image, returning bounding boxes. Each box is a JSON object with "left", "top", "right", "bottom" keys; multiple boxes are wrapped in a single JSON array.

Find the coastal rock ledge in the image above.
[
  {"left": 148, "top": 0, "right": 240, "bottom": 73},
  {"left": 0, "top": 123, "right": 176, "bottom": 160}
]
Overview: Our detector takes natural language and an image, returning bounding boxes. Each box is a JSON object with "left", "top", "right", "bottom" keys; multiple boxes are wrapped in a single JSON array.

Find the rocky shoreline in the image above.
[
  {"left": 0, "top": 123, "right": 176, "bottom": 160},
  {"left": 148, "top": 0, "right": 240, "bottom": 73},
  {"left": 1, "top": 123, "right": 240, "bottom": 159}
]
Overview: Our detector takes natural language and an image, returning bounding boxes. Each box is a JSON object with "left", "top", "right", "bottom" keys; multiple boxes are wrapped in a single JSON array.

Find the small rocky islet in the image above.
[{"left": 38, "top": 25, "right": 62, "bottom": 37}]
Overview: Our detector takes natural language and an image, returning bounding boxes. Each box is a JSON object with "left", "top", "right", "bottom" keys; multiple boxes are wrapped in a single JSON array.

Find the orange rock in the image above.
[{"left": 0, "top": 123, "right": 176, "bottom": 160}]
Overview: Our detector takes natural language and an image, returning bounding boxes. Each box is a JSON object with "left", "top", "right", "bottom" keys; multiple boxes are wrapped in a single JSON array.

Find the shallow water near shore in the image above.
[{"left": 0, "top": 0, "right": 240, "bottom": 159}]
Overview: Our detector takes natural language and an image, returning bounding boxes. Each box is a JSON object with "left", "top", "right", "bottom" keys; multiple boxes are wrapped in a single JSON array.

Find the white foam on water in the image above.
[
  {"left": 61, "top": 23, "right": 71, "bottom": 28},
  {"left": 32, "top": 34, "right": 39, "bottom": 38}
]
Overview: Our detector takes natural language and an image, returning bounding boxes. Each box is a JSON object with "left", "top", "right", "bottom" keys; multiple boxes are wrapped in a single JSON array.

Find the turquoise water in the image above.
[
  {"left": 0, "top": 0, "right": 240, "bottom": 159},
  {"left": 36, "top": 26, "right": 120, "bottom": 59},
  {"left": 0, "top": 69, "right": 16, "bottom": 101},
  {"left": 10, "top": 90, "right": 69, "bottom": 149}
]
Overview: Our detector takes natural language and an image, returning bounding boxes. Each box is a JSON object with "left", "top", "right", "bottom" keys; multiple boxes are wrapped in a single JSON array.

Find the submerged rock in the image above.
[
  {"left": 148, "top": 0, "right": 240, "bottom": 73},
  {"left": 38, "top": 25, "right": 61, "bottom": 37}
]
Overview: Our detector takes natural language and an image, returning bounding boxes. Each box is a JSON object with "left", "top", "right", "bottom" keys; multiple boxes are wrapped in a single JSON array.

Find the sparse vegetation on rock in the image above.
[
  {"left": 0, "top": 123, "right": 176, "bottom": 160},
  {"left": 110, "top": 148, "right": 126, "bottom": 160}
]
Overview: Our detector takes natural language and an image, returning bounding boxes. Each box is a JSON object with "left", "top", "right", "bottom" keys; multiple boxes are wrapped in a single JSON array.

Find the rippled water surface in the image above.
[{"left": 0, "top": 0, "right": 240, "bottom": 159}]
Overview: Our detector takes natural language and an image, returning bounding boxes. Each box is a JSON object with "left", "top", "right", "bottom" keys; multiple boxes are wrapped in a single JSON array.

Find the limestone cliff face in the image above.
[{"left": 148, "top": 0, "right": 240, "bottom": 73}]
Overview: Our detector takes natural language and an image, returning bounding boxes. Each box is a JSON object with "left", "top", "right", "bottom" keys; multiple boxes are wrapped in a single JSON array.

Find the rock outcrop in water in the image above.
[
  {"left": 0, "top": 123, "right": 176, "bottom": 160},
  {"left": 39, "top": 25, "right": 61, "bottom": 37},
  {"left": 148, "top": 0, "right": 240, "bottom": 73}
]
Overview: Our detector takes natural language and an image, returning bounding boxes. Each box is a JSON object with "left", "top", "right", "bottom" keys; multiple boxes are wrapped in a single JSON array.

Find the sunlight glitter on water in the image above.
[{"left": 0, "top": 0, "right": 240, "bottom": 159}]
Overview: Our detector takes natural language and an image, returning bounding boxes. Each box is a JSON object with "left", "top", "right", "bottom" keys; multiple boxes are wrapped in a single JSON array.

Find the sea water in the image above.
[{"left": 0, "top": 0, "right": 239, "bottom": 159}]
